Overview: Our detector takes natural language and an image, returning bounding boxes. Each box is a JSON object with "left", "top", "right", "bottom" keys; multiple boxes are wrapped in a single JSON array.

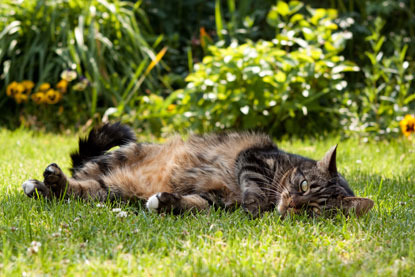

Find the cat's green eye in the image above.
[{"left": 300, "top": 180, "right": 308, "bottom": 192}]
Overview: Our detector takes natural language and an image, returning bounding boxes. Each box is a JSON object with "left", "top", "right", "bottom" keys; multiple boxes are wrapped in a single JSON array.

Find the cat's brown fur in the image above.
[{"left": 22, "top": 123, "right": 374, "bottom": 217}]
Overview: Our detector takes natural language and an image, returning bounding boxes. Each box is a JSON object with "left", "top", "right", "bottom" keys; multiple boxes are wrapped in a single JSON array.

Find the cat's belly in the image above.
[{"left": 104, "top": 140, "right": 187, "bottom": 199}]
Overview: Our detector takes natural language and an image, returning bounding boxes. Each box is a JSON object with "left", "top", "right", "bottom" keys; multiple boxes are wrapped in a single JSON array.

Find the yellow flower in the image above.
[
  {"left": 60, "top": 70, "right": 77, "bottom": 82},
  {"left": 14, "top": 92, "right": 29, "bottom": 104},
  {"left": 400, "top": 115, "right": 415, "bottom": 137},
  {"left": 167, "top": 104, "right": 176, "bottom": 112},
  {"left": 31, "top": 92, "right": 46, "bottom": 104},
  {"left": 56, "top": 79, "right": 68, "bottom": 93},
  {"left": 39, "top": 83, "right": 51, "bottom": 92},
  {"left": 6, "top": 82, "right": 24, "bottom": 97},
  {"left": 22, "top": 80, "right": 35, "bottom": 92},
  {"left": 45, "top": 89, "right": 62, "bottom": 104}
]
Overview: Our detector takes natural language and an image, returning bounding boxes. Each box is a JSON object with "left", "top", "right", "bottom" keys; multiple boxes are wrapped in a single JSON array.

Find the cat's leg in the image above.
[
  {"left": 23, "top": 163, "right": 109, "bottom": 200},
  {"left": 22, "top": 179, "right": 51, "bottom": 198},
  {"left": 22, "top": 163, "right": 66, "bottom": 198},
  {"left": 146, "top": 192, "right": 209, "bottom": 214},
  {"left": 236, "top": 150, "right": 275, "bottom": 217}
]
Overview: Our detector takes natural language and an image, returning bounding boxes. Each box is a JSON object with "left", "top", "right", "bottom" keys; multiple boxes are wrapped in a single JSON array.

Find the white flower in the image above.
[
  {"left": 27, "top": 241, "right": 41, "bottom": 254},
  {"left": 96, "top": 203, "right": 105, "bottom": 208},
  {"left": 226, "top": 72, "right": 236, "bottom": 82},
  {"left": 60, "top": 70, "right": 77, "bottom": 82},
  {"left": 116, "top": 211, "right": 128, "bottom": 218},
  {"left": 240, "top": 106, "right": 249, "bottom": 115},
  {"left": 112, "top": 208, "right": 122, "bottom": 212}
]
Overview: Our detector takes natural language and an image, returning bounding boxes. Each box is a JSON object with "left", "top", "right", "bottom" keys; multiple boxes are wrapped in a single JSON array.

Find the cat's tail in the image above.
[{"left": 70, "top": 122, "right": 136, "bottom": 175}]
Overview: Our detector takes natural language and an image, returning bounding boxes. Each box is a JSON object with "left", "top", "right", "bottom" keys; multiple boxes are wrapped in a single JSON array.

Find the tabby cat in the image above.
[{"left": 22, "top": 123, "right": 374, "bottom": 217}]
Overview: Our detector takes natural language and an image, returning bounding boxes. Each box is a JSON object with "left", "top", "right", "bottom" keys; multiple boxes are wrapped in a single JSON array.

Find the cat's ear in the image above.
[
  {"left": 317, "top": 144, "right": 338, "bottom": 176},
  {"left": 341, "top": 197, "right": 374, "bottom": 217}
]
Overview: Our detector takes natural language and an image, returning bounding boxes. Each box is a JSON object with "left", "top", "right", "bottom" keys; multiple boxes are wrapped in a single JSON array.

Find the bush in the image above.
[
  {"left": 160, "top": 2, "right": 358, "bottom": 137},
  {"left": 0, "top": 0, "right": 161, "bottom": 129},
  {"left": 142, "top": 0, "right": 275, "bottom": 80},
  {"left": 340, "top": 17, "right": 415, "bottom": 138}
]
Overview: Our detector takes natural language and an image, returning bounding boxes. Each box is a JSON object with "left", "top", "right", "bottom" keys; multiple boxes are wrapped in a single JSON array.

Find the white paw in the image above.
[
  {"left": 146, "top": 193, "right": 160, "bottom": 212},
  {"left": 22, "top": 180, "right": 36, "bottom": 195}
]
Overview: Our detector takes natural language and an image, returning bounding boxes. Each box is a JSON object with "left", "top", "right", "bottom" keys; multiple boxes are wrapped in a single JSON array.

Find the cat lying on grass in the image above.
[{"left": 22, "top": 123, "right": 374, "bottom": 218}]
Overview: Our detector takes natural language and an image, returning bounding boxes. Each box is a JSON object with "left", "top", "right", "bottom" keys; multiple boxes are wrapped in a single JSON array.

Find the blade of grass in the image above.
[
  {"left": 122, "top": 46, "right": 168, "bottom": 107},
  {"left": 215, "top": 0, "right": 224, "bottom": 41}
]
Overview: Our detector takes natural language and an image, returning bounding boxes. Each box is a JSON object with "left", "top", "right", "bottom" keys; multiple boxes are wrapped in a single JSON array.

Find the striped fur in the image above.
[{"left": 22, "top": 123, "right": 374, "bottom": 217}]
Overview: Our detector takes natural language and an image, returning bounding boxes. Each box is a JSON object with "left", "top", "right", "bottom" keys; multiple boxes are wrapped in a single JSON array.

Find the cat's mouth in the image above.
[{"left": 283, "top": 200, "right": 321, "bottom": 217}]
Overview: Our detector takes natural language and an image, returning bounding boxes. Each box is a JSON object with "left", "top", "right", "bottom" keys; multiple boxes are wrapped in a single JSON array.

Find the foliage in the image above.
[
  {"left": 158, "top": 2, "right": 358, "bottom": 137},
  {"left": 307, "top": 0, "right": 415, "bottom": 60},
  {"left": 123, "top": 0, "right": 415, "bottom": 139},
  {"left": 133, "top": 0, "right": 415, "bottom": 139},
  {"left": 1, "top": 129, "right": 415, "bottom": 275},
  {"left": 0, "top": 0, "right": 162, "bottom": 129},
  {"left": 339, "top": 18, "right": 415, "bottom": 138},
  {"left": 141, "top": 0, "right": 275, "bottom": 84},
  {"left": 1, "top": 0, "right": 414, "bottom": 138}
]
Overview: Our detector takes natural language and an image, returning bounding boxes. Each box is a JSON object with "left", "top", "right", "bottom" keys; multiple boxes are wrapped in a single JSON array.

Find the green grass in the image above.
[{"left": 0, "top": 129, "right": 414, "bottom": 276}]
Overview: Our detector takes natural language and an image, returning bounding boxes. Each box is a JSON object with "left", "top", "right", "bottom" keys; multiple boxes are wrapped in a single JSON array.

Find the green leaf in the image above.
[
  {"left": 399, "top": 44, "right": 408, "bottom": 62},
  {"left": 374, "top": 36, "right": 385, "bottom": 53},
  {"left": 267, "top": 6, "right": 280, "bottom": 27},
  {"left": 332, "top": 63, "right": 359, "bottom": 73},
  {"left": 324, "top": 41, "right": 336, "bottom": 52},
  {"left": 404, "top": 93, "right": 415, "bottom": 104},
  {"left": 215, "top": 0, "right": 224, "bottom": 40},
  {"left": 276, "top": 1, "right": 290, "bottom": 17},
  {"left": 275, "top": 71, "right": 287, "bottom": 82},
  {"left": 290, "top": 14, "right": 304, "bottom": 24},
  {"left": 288, "top": 1, "right": 304, "bottom": 14},
  {"left": 365, "top": 51, "right": 376, "bottom": 65}
]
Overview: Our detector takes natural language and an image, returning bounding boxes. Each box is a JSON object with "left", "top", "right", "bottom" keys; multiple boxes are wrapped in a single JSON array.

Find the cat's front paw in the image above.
[
  {"left": 242, "top": 192, "right": 267, "bottom": 217},
  {"left": 22, "top": 179, "right": 50, "bottom": 198},
  {"left": 146, "top": 192, "right": 181, "bottom": 213}
]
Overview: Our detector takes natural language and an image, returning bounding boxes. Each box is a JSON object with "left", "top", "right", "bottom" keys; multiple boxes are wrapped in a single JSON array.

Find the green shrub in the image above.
[
  {"left": 340, "top": 18, "right": 415, "bottom": 138},
  {"left": 0, "top": 0, "right": 161, "bottom": 129},
  {"left": 142, "top": 0, "right": 275, "bottom": 79},
  {"left": 160, "top": 2, "right": 358, "bottom": 137}
]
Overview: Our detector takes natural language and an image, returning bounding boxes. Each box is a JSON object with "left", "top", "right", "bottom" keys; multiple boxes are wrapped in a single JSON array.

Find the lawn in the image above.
[{"left": 0, "top": 129, "right": 414, "bottom": 276}]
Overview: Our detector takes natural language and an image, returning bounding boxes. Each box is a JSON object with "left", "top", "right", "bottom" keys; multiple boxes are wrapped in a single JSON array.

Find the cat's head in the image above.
[{"left": 276, "top": 145, "right": 374, "bottom": 218}]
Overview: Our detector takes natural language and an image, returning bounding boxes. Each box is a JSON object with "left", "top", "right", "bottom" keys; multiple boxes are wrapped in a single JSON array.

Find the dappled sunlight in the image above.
[{"left": 0, "top": 130, "right": 414, "bottom": 275}]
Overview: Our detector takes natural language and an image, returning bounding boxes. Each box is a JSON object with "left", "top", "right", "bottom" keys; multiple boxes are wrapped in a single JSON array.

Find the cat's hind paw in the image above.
[
  {"left": 22, "top": 179, "right": 50, "bottom": 198},
  {"left": 146, "top": 192, "right": 181, "bottom": 213},
  {"left": 41, "top": 163, "right": 67, "bottom": 197},
  {"left": 43, "top": 163, "right": 64, "bottom": 185}
]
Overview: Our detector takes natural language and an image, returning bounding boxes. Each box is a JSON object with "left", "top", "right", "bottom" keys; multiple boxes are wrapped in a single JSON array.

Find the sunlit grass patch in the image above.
[{"left": 0, "top": 129, "right": 414, "bottom": 275}]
